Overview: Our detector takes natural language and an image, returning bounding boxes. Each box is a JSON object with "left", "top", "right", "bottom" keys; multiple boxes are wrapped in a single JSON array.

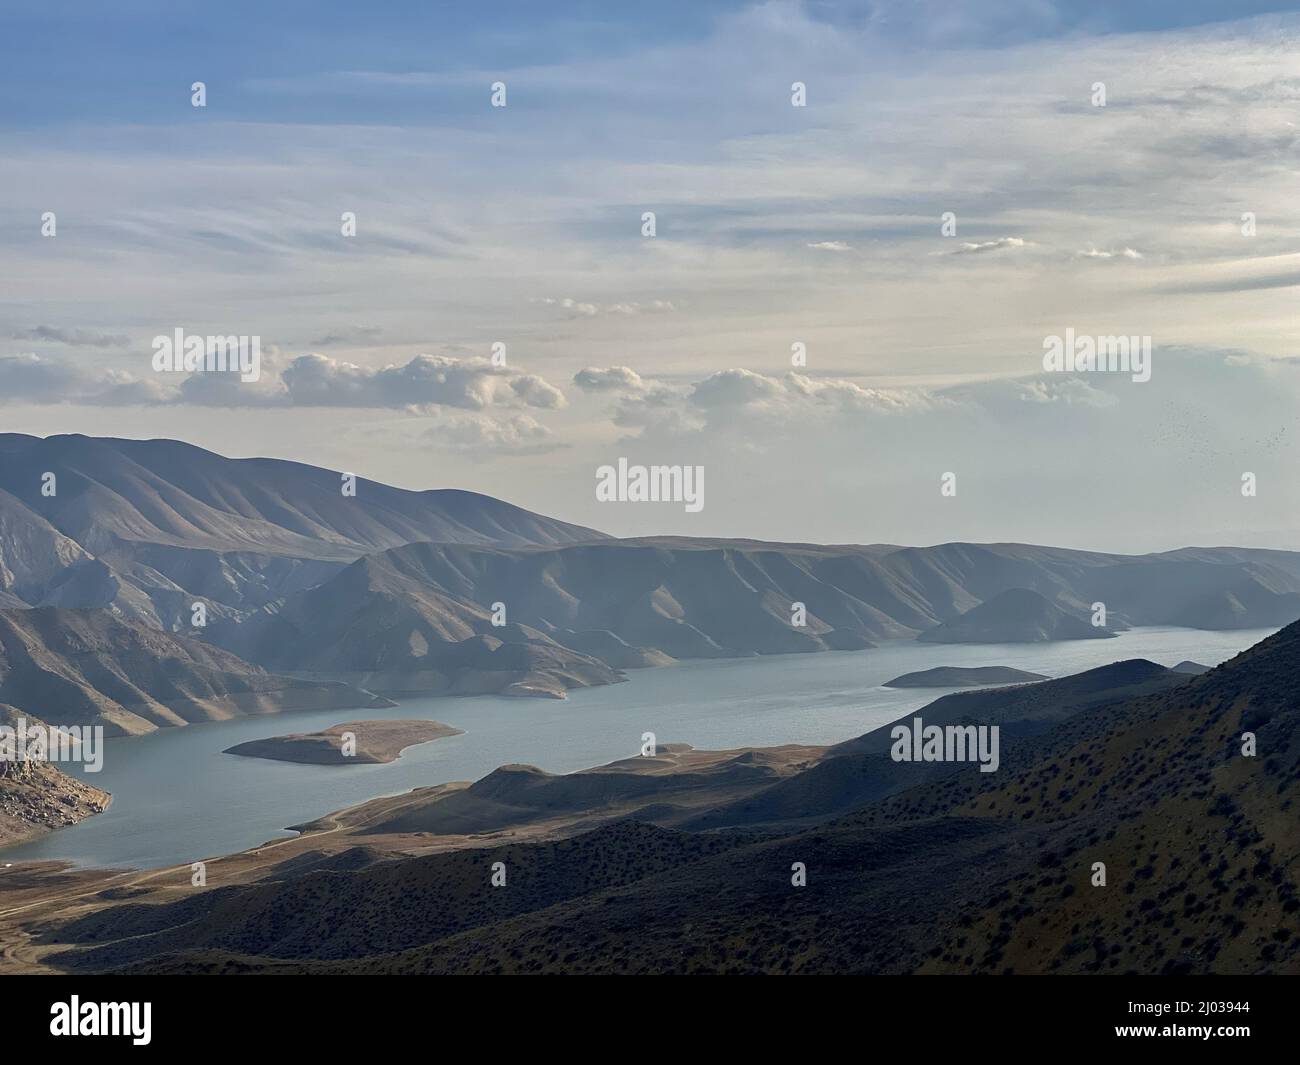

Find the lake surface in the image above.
[{"left": 0, "top": 627, "right": 1273, "bottom": 870}]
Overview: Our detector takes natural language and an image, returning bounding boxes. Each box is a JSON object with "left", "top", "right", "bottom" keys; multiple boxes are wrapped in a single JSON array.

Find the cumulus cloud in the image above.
[
  {"left": 1, "top": 350, "right": 567, "bottom": 419},
  {"left": 599, "top": 365, "right": 941, "bottom": 441},
  {"left": 807, "top": 241, "right": 851, "bottom": 252},
  {"left": 279, "top": 353, "right": 565, "bottom": 411},
  {"left": 573, "top": 365, "right": 646, "bottom": 392},
  {"left": 1014, "top": 377, "right": 1119, "bottom": 407},
  {"left": 685, "top": 368, "right": 937, "bottom": 415},
  {"left": 0, "top": 353, "right": 167, "bottom": 405},
  {"left": 690, "top": 368, "right": 785, "bottom": 408}
]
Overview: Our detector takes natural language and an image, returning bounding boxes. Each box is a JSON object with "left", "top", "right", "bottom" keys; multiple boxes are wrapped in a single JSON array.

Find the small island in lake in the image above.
[
  {"left": 223, "top": 720, "right": 463, "bottom": 766},
  {"left": 883, "top": 666, "right": 1049, "bottom": 689}
]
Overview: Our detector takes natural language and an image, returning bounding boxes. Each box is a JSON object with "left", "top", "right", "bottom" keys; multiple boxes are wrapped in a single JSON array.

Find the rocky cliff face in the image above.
[{"left": 0, "top": 707, "right": 111, "bottom": 846}]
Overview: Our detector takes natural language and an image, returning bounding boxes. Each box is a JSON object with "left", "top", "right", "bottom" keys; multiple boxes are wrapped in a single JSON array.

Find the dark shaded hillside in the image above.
[
  {"left": 918, "top": 587, "right": 1115, "bottom": 643},
  {"left": 48, "top": 620, "right": 1298, "bottom": 975},
  {"left": 45, "top": 823, "right": 746, "bottom": 971},
  {"left": 883, "top": 665, "right": 1048, "bottom": 687},
  {"left": 681, "top": 658, "right": 1188, "bottom": 830}
]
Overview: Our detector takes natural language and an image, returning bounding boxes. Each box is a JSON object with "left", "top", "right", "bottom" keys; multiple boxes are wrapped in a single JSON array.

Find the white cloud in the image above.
[
  {"left": 573, "top": 365, "right": 646, "bottom": 392},
  {"left": 422, "top": 411, "right": 557, "bottom": 454},
  {"left": 952, "top": 237, "right": 1027, "bottom": 255},
  {"left": 1, "top": 350, "right": 567, "bottom": 416},
  {"left": 690, "top": 368, "right": 786, "bottom": 408},
  {"left": 1078, "top": 247, "right": 1143, "bottom": 260},
  {"left": 0, "top": 353, "right": 167, "bottom": 405},
  {"left": 601, "top": 365, "right": 942, "bottom": 440},
  {"left": 280, "top": 353, "right": 566, "bottom": 411},
  {"left": 1014, "top": 377, "right": 1119, "bottom": 407},
  {"left": 536, "top": 297, "right": 675, "bottom": 318}
]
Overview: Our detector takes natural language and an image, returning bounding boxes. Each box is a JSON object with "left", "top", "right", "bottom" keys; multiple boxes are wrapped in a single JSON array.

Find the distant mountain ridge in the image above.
[
  {"left": 1, "top": 435, "right": 1299, "bottom": 699},
  {"left": 212, "top": 537, "right": 1300, "bottom": 684},
  {"left": 0, "top": 433, "right": 602, "bottom": 629}
]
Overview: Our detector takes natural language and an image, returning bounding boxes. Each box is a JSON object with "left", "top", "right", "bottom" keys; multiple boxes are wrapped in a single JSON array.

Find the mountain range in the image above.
[
  {"left": 3, "top": 436, "right": 1300, "bottom": 703},
  {"left": 0, "top": 433, "right": 598, "bottom": 630},
  {"left": 206, "top": 536, "right": 1300, "bottom": 692}
]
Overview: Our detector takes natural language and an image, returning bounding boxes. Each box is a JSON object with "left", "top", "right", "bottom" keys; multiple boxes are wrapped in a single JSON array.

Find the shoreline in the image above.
[{"left": 0, "top": 625, "right": 1273, "bottom": 874}]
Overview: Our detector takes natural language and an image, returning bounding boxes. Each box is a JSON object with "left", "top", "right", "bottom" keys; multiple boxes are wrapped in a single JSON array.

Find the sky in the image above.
[{"left": 2, "top": 0, "right": 1299, "bottom": 552}]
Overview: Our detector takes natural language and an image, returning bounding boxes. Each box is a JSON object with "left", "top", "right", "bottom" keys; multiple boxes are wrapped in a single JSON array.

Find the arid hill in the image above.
[
  {"left": 0, "top": 607, "right": 390, "bottom": 736},
  {"left": 0, "top": 433, "right": 602, "bottom": 630},
  {"left": 28, "top": 620, "right": 1299, "bottom": 975}
]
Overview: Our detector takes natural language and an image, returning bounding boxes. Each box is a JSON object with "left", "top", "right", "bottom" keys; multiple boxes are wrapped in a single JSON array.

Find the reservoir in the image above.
[{"left": 0, "top": 626, "right": 1272, "bottom": 870}]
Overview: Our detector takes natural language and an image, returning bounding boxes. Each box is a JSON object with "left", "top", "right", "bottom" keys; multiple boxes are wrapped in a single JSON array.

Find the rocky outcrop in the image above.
[{"left": 0, "top": 707, "right": 111, "bottom": 846}]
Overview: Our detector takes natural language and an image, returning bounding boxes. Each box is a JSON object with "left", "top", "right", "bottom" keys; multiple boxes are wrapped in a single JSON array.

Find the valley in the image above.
[{"left": 2, "top": 616, "right": 1295, "bottom": 975}]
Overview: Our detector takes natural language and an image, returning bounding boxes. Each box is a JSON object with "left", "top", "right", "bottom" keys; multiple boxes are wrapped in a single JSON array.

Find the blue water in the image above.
[{"left": 0, "top": 627, "right": 1270, "bottom": 870}]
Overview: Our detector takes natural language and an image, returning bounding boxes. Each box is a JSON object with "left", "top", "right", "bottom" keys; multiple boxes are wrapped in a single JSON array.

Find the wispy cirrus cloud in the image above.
[
  {"left": 11, "top": 326, "right": 129, "bottom": 347},
  {"left": 951, "top": 237, "right": 1028, "bottom": 255}
]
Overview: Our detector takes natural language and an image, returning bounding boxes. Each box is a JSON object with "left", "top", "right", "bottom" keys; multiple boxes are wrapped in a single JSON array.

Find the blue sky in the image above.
[
  {"left": 3, "top": 1, "right": 1299, "bottom": 550},
  {"left": 6, "top": 1, "right": 1296, "bottom": 127}
]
